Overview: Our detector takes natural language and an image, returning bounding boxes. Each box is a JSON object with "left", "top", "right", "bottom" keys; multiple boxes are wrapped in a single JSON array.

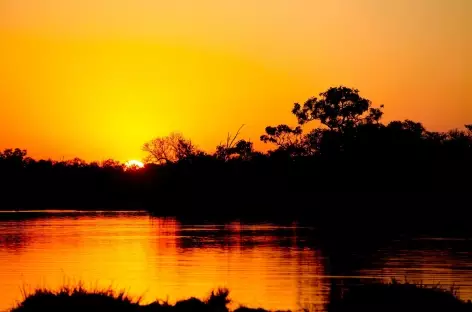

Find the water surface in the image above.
[{"left": 0, "top": 211, "right": 471, "bottom": 311}]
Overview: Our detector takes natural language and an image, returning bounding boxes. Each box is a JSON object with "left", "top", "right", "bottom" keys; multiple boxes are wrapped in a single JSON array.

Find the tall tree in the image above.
[
  {"left": 260, "top": 124, "right": 303, "bottom": 154},
  {"left": 215, "top": 125, "right": 250, "bottom": 161},
  {"left": 292, "top": 86, "right": 384, "bottom": 133},
  {"left": 143, "top": 132, "right": 198, "bottom": 164},
  {"left": 102, "top": 159, "right": 124, "bottom": 170},
  {"left": 0, "top": 148, "right": 27, "bottom": 169}
]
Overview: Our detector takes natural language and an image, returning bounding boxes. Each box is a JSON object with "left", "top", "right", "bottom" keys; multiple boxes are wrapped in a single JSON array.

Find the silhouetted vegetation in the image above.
[
  {"left": 13, "top": 285, "right": 231, "bottom": 312},
  {"left": 328, "top": 279, "right": 472, "bottom": 312},
  {"left": 12, "top": 282, "right": 472, "bottom": 312},
  {"left": 1, "top": 86, "right": 471, "bottom": 233}
]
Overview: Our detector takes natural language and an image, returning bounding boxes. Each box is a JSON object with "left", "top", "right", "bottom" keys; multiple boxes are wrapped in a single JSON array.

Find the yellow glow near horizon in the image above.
[
  {"left": 0, "top": 0, "right": 470, "bottom": 162},
  {"left": 125, "top": 160, "right": 144, "bottom": 169}
]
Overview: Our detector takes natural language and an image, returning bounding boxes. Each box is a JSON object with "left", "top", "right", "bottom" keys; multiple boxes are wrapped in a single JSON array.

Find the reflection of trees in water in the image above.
[
  {"left": 150, "top": 217, "right": 180, "bottom": 253},
  {"left": 322, "top": 236, "right": 472, "bottom": 305},
  {"left": 359, "top": 238, "right": 472, "bottom": 301},
  {"left": 150, "top": 217, "right": 330, "bottom": 309},
  {"left": 165, "top": 220, "right": 318, "bottom": 251},
  {"left": 148, "top": 218, "right": 472, "bottom": 308},
  {"left": 361, "top": 237, "right": 472, "bottom": 275},
  {"left": 0, "top": 221, "right": 32, "bottom": 253},
  {"left": 150, "top": 218, "right": 324, "bottom": 259},
  {"left": 0, "top": 211, "right": 150, "bottom": 253},
  {"left": 291, "top": 228, "right": 331, "bottom": 310}
]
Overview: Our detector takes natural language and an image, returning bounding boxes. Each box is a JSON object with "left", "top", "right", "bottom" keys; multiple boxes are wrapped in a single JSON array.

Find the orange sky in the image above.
[{"left": 1, "top": 0, "right": 471, "bottom": 162}]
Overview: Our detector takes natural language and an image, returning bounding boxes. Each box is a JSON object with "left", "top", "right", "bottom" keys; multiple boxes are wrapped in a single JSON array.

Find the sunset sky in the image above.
[{"left": 1, "top": 0, "right": 470, "bottom": 162}]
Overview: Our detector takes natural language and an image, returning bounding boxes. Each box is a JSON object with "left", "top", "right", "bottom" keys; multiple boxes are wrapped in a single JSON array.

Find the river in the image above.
[{"left": 0, "top": 211, "right": 471, "bottom": 311}]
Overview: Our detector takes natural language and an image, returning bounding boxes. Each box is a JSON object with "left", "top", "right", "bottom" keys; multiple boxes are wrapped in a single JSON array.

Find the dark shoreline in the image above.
[
  {"left": 1, "top": 86, "right": 470, "bottom": 237},
  {"left": 11, "top": 281, "right": 472, "bottom": 312},
  {"left": 1, "top": 191, "right": 471, "bottom": 235}
]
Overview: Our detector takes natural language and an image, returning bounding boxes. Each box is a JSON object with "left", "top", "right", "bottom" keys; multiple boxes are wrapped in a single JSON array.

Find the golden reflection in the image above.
[
  {"left": 1, "top": 213, "right": 472, "bottom": 311},
  {"left": 0, "top": 214, "right": 327, "bottom": 311}
]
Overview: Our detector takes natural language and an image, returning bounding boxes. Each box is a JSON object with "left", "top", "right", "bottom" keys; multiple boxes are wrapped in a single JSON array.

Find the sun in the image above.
[{"left": 124, "top": 159, "right": 144, "bottom": 170}]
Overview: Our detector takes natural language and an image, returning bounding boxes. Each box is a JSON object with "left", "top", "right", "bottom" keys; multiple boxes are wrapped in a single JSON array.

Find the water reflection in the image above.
[
  {"left": 0, "top": 212, "right": 471, "bottom": 312},
  {"left": 149, "top": 218, "right": 328, "bottom": 310},
  {"left": 361, "top": 238, "right": 472, "bottom": 298},
  {"left": 0, "top": 212, "right": 327, "bottom": 311},
  {"left": 0, "top": 221, "right": 32, "bottom": 253}
]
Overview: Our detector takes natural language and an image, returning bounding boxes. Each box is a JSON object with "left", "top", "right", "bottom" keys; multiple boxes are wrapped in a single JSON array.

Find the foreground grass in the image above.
[
  {"left": 328, "top": 279, "right": 472, "bottom": 312},
  {"left": 12, "top": 281, "right": 472, "bottom": 312},
  {"left": 13, "top": 286, "right": 233, "bottom": 312}
]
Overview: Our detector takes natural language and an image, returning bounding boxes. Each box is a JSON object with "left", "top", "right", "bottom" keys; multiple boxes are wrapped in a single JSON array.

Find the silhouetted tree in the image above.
[
  {"left": 142, "top": 132, "right": 198, "bottom": 164},
  {"left": 215, "top": 125, "right": 252, "bottom": 161},
  {"left": 424, "top": 131, "right": 447, "bottom": 143},
  {"left": 1, "top": 84, "right": 470, "bottom": 231},
  {"left": 261, "top": 87, "right": 385, "bottom": 156},
  {"left": 217, "top": 139, "right": 254, "bottom": 161},
  {"left": 303, "top": 128, "right": 343, "bottom": 156},
  {"left": 67, "top": 158, "right": 87, "bottom": 168},
  {"left": 232, "top": 140, "right": 254, "bottom": 160},
  {"left": 387, "top": 120, "right": 425, "bottom": 137},
  {"left": 0, "top": 148, "right": 28, "bottom": 171},
  {"left": 102, "top": 159, "right": 124, "bottom": 170},
  {"left": 260, "top": 124, "right": 304, "bottom": 155},
  {"left": 0, "top": 148, "right": 27, "bottom": 162},
  {"left": 23, "top": 157, "right": 36, "bottom": 167},
  {"left": 292, "top": 86, "right": 384, "bottom": 133},
  {"left": 443, "top": 128, "right": 472, "bottom": 154}
]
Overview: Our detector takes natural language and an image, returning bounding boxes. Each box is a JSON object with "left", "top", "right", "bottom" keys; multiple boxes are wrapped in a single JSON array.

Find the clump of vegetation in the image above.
[
  {"left": 329, "top": 279, "right": 472, "bottom": 312},
  {"left": 12, "top": 285, "right": 231, "bottom": 312},
  {"left": 13, "top": 285, "right": 141, "bottom": 312}
]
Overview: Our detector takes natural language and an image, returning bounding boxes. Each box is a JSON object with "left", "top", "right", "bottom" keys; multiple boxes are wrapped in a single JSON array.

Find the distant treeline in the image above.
[{"left": 1, "top": 86, "right": 471, "bottom": 230}]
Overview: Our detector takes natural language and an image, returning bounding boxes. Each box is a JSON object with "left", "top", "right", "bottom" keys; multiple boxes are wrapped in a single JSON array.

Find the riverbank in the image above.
[{"left": 12, "top": 281, "right": 472, "bottom": 312}]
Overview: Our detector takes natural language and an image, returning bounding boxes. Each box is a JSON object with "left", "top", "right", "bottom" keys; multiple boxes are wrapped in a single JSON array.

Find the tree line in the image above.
[{"left": 1, "top": 86, "right": 471, "bottom": 228}]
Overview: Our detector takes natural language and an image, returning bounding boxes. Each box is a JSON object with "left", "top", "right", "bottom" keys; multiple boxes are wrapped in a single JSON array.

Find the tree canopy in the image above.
[
  {"left": 142, "top": 132, "right": 199, "bottom": 164},
  {"left": 292, "top": 86, "right": 384, "bottom": 132}
]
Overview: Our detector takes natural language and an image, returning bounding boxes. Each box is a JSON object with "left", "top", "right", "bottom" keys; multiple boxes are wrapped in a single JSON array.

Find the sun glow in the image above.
[
  {"left": 125, "top": 160, "right": 144, "bottom": 170},
  {"left": 0, "top": 1, "right": 469, "bottom": 162}
]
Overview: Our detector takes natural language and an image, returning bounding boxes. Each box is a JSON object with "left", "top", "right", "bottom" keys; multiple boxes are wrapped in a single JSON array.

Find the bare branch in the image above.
[{"left": 229, "top": 124, "right": 245, "bottom": 148}]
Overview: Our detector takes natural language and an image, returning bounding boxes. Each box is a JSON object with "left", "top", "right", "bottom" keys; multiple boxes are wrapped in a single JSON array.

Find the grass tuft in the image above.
[
  {"left": 329, "top": 278, "right": 472, "bottom": 312},
  {"left": 14, "top": 284, "right": 141, "bottom": 312}
]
